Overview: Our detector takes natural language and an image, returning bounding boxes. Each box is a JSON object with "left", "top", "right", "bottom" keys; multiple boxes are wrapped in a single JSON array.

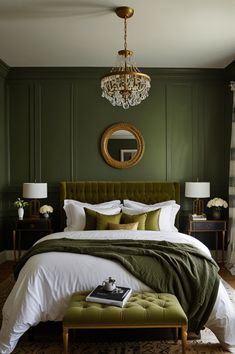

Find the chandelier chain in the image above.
[
  {"left": 124, "top": 16, "right": 127, "bottom": 53},
  {"left": 124, "top": 16, "right": 127, "bottom": 84}
]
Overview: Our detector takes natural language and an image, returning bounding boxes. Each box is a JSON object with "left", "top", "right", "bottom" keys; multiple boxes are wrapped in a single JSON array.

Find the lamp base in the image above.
[
  {"left": 192, "top": 198, "right": 204, "bottom": 216},
  {"left": 29, "top": 199, "right": 40, "bottom": 219}
]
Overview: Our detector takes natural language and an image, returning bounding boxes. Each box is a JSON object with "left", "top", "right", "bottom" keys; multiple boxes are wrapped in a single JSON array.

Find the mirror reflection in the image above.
[{"left": 108, "top": 130, "right": 137, "bottom": 161}]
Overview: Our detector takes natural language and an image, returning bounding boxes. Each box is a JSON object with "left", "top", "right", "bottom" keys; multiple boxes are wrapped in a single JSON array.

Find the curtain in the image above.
[{"left": 227, "top": 82, "right": 235, "bottom": 274}]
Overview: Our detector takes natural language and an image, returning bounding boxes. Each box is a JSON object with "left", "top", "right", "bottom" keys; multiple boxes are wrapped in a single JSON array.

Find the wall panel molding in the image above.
[
  {"left": 35, "top": 82, "right": 42, "bottom": 181},
  {"left": 69, "top": 83, "right": 75, "bottom": 181},
  {"left": 0, "top": 58, "right": 9, "bottom": 78},
  {"left": 6, "top": 67, "right": 225, "bottom": 81}
]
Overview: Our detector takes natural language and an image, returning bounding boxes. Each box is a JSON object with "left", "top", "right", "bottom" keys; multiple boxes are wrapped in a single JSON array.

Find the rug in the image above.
[{"left": 0, "top": 275, "right": 233, "bottom": 353}]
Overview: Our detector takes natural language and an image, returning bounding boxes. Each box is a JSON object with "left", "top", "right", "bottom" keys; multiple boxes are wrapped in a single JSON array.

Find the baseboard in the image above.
[
  {"left": 0, "top": 250, "right": 14, "bottom": 263},
  {"left": 0, "top": 251, "right": 7, "bottom": 263},
  {"left": 0, "top": 250, "right": 27, "bottom": 263}
]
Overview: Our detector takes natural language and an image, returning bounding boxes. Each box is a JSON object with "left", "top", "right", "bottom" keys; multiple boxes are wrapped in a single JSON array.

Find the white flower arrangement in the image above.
[
  {"left": 39, "top": 205, "right": 53, "bottom": 214},
  {"left": 14, "top": 198, "right": 29, "bottom": 208},
  {"left": 207, "top": 197, "right": 228, "bottom": 209}
]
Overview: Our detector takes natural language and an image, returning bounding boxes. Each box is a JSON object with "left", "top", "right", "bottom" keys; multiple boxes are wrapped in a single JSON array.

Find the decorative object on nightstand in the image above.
[
  {"left": 206, "top": 197, "right": 228, "bottom": 220},
  {"left": 12, "top": 218, "right": 53, "bottom": 262},
  {"left": 23, "top": 183, "right": 47, "bottom": 219},
  {"left": 13, "top": 198, "right": 29, "bottom": 220},
  {"left": 185, "top": 181, "right": 210, "bottom": 217},
  {"left": 39, "top": 205, "right": 53, "bottom": 219}
]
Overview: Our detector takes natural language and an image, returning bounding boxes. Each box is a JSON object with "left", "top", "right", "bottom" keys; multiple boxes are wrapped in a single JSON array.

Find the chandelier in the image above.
[{"left": 100, "top": 6, "right": 151, "bottom": 109}]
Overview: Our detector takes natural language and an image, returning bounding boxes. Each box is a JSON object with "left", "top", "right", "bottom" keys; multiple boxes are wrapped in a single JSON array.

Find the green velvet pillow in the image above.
[
  {"left": 108, "top": 222, "right": 139, "bottom": 230},
  {"left": 144, "top": 208, "right": 161, "bottom": 231},
  {"left": 84, "top": 208, "right": 122, "bottom": 230},
  {"left": 96, "top": 212, "right": 122, "bottom": 230},
  {"left": 84, "top": 208, "right": 98, "bottom": 230},
  {"left": 121, "top": 213, "right": 147, "bottom": 230}
]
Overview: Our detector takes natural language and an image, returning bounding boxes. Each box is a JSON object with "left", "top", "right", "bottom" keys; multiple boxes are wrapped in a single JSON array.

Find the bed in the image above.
[{"left": 0, "top": 181, "right": 235, "bottom": 354}]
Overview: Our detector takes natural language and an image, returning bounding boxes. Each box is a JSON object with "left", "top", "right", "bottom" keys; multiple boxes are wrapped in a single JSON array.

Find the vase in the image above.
[
  {"left": 18, "top": 207, "right": 24, "bottom": 220},
  {"left": 43, "top": 213, "right": 49, "bottom": 219},
  {"left": 212, "top": 208, "right": 221, "bottom": 220}
]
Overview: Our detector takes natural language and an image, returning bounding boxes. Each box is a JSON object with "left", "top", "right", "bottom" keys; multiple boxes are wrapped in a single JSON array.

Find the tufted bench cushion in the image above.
[{"left": 63, "top": 291, "right": 188, "bottom": 354}]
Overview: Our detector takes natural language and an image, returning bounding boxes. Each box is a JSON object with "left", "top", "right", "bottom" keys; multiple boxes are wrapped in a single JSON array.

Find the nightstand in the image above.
[
  {"left": 188, "top": 216, "right": 227, "bottom": 265},
  {"left": 13, "top": 218, "right": 53, "bottom": 262}
]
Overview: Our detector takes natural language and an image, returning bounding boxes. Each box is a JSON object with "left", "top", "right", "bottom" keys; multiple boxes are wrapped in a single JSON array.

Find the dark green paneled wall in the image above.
[
  {"left": 2, "top": 66, "right": 234, "bottom": 249},
  {"left": 0, "top": 76, "right": 5, "bottom": 251},
  {"left": 0, "top": 60, "right": 9, "bottom": 251},
  {"left": 8, "top": 83, "right": 32, "bottom": 183}
]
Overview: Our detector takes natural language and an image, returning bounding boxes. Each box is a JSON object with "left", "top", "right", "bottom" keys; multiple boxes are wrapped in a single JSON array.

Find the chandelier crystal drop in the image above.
[{"left": 100, "top": 6, "right": 151, "bottom": 109}]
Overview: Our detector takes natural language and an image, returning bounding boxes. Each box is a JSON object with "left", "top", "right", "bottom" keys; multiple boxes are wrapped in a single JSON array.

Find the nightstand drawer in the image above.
[
  {"left": 188, "top": 217, "right": 227, "bottom": 265},
  {"left": 15, "top": 219, "right": 51, "bottom": 231},
  {"left": 13, "top": 218, "right": 52, "bottom": 262},
  {"left": 189, "top": 220, "right": 226, "bottom": 232}
]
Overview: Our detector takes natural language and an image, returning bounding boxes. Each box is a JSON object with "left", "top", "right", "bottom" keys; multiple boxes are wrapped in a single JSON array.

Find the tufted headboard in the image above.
[{"left": 60, "top": 181, "right": 180, "bottom": 230}]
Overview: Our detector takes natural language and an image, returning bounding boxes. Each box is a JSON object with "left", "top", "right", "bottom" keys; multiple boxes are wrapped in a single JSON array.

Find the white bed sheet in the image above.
[{"left": 0, "top": 230, "right": 235, "bottom": 354}]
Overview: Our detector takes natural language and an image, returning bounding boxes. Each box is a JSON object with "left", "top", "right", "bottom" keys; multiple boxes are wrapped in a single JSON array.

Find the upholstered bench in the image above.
[{"left": 63, "top": 291, "right": 188, "bottom": 354}]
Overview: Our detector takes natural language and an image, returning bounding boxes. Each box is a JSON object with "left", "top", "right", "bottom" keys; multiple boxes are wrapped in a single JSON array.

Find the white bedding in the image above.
[{"left": 0, "top": 230, "right": 235, "bottom": 353}]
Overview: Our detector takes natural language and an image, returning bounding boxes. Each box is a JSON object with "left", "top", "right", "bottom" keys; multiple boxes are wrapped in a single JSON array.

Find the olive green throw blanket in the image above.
[{"left": 14, "top": 238, "right": 220, "bottom": 333}]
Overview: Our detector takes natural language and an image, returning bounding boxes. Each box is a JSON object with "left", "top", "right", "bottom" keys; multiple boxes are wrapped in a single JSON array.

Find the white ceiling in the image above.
[{"left": 0, "top": 0, "right": 235, "bottom": 68}]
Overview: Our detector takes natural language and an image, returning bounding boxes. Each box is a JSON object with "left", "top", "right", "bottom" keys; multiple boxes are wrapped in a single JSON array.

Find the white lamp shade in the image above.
[
  {"left": 23, "top": 183, "right": 47, "bottom": 199},
  {"left": 185, "top": 182, "right": 210, "bottom": 198}
]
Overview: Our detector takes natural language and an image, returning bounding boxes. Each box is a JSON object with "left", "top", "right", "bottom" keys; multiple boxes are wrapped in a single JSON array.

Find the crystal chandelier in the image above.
[{"left": 101, "top": 6, "right": 151, "bottom": 109}]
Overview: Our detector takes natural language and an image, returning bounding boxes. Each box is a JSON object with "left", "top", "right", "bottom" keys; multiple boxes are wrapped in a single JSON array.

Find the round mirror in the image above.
[{"left": 101, "top": 123, "right": 145, "bottom": 169}]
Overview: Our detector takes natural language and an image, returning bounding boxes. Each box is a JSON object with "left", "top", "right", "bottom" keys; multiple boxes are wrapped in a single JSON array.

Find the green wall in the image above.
[
  {"left": 0, "top": 60, "right": 9, "bottom": 251},
  {"left": 1, "top": 64, "right": 234, "bottom": 249}
]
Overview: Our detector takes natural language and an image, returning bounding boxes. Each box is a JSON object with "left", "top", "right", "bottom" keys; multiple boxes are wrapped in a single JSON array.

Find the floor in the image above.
[
  {"left": 0, "top": 261, "right": 14, "bottom": 282},
  {"left": 0, "top": 261, "right": 235, "bottom": 289},
  {"left": 219, "top": 266, "right": 235, "bottom": 289}
]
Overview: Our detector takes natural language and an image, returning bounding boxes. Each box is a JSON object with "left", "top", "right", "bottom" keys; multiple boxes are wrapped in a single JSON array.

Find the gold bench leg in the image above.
[
  {"left": 63, "top": 327, "right": 69, "bottom": 354},
  {"left": 181, "top": 325, "right": 187, "bottom": 354}
]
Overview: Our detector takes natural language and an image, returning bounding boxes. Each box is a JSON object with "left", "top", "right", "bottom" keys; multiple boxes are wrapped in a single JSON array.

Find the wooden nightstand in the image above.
[
  {"left": 188, "top": 216, "right": 227, "bottom": 265},
  {"left": 13, "top": 218, "right": 52, "bottom": 262}
]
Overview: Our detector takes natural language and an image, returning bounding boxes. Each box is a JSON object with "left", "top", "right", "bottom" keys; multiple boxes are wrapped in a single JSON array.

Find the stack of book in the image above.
[
  {"left": 191, "top": 214, "right": 207, "bottom": 220},
  {"left": 86, "top": 285, "right": 132, "bottom": 307}
]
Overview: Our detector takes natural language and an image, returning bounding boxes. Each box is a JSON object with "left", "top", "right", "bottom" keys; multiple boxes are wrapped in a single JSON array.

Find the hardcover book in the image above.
[
  {"left": 86, "top": 285, "right": 132, "bottom": 307},
  {"left": 191, "top": 214, "right": 207, "bottom": 221}
]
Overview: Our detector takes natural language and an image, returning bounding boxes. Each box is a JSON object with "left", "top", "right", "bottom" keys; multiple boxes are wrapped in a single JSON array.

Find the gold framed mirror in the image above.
[{"left": 101, "top": 123, "right": 145, "bottom": 169}]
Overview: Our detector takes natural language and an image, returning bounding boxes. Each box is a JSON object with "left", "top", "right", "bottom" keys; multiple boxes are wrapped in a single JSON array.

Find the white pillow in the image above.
[
  {"left": 64, "top": 199, "right": 121, "bottom": 228},
  {"left": 123, "top": 199, "right": 176, "bottom": 208},
  {"left": 64, "top": 199, "right": 121, "bottom": 231},
  {"left": 121, "top": 204, "right": 180, "bottom": 232},
  {"left": 64, "top": 199, "right": 121, "bottom": 209}
]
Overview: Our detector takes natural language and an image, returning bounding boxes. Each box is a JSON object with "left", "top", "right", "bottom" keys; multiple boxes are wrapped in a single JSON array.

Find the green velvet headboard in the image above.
[{"left": 60, "top": 181, "right": 180, "bottom": 230}]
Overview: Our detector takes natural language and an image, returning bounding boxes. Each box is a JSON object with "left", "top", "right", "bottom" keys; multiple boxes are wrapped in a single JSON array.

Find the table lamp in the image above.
[
  {"left": 23, "top": 183, "right": 47, "bottom": 218},
  {"left": 185, "top": 182, "right": 210, "bottom": 216}
]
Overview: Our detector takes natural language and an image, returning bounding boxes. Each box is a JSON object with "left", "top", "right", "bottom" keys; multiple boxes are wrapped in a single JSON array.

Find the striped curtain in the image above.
[{"left": 228, "top": 82, "right": 235, "bottom": 275}]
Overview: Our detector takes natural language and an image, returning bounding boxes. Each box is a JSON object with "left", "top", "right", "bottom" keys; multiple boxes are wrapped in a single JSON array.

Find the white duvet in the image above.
[{"left": 0, "top": 230, "right": 235, "bottom": 354}]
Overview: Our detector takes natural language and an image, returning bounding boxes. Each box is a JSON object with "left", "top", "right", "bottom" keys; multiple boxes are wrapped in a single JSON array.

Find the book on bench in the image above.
[{"left": 86, "top": 285, "right": 132, "bottom": 308}]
